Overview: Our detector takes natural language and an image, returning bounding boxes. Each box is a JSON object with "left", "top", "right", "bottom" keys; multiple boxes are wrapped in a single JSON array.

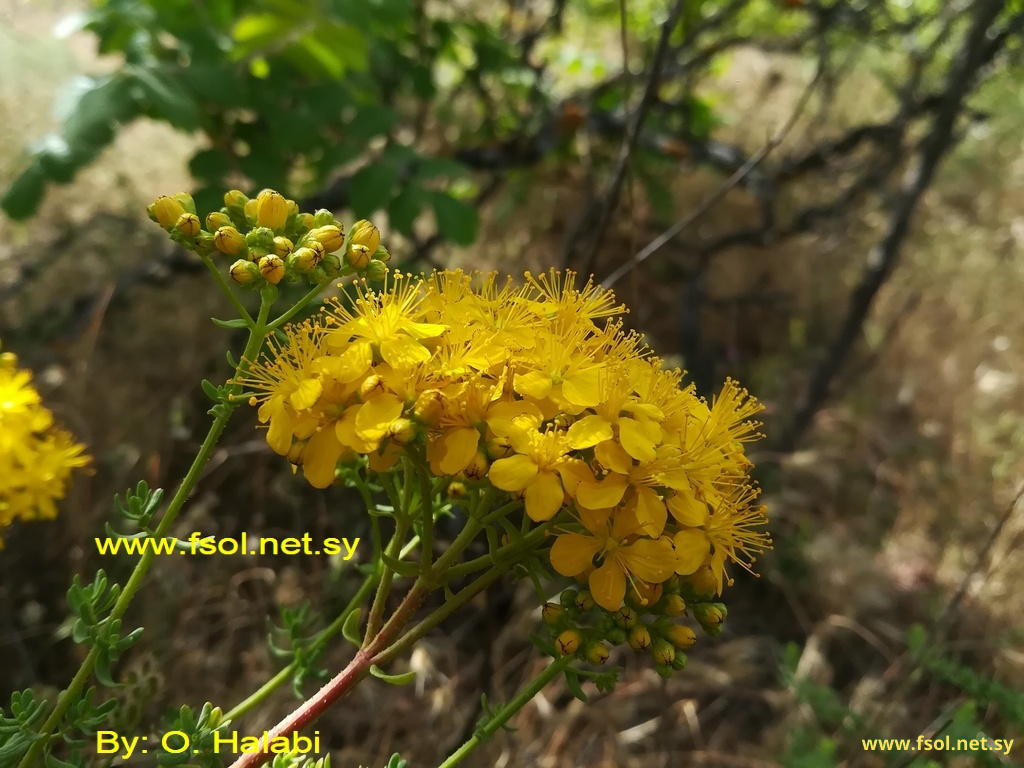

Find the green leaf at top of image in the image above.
[
  {"left": 350, "top": 163, "right": 399, "bottom": 218},
  {"left": 231, "top": 13, "right": 295, "bottom": 58},
  {"left": 126, "top": 65, "right": 201, "bottom": 130},
  {"left": 347, "top": 104, "right": 399, "bottom": 142},
  {"left": 1, "top": 162, "right": 47, "bottom": 220},
  {"left": 430, "top": 191, "right": 479, "bottom": 246},
  {"left": 388, "top": 184, "right": 429, "bottom": 237}
]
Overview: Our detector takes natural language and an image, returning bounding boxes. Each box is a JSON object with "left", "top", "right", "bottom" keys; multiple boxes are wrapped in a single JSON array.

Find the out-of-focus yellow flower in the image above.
[{"left": 0, "top": 351, "right": 90, "bottom": 546}]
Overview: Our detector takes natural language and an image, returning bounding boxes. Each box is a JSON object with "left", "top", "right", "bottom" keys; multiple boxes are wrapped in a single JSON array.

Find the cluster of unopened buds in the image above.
[{"left": 147, "top": 190, "right": 391, "bottom": 287}]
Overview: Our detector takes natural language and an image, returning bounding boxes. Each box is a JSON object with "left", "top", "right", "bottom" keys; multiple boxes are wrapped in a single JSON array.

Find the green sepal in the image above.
[
  {"left": 341, "top": 608, "right": 361, "bottom": 646},
  {"left": 369, "top": 665, "right": 416, "bottom": 686},
  {"left": 380, "top": 552, "right": 420, "bottom": 578},
  {"left": 211, "top": 316, "right": 251, "bottom": 329}
]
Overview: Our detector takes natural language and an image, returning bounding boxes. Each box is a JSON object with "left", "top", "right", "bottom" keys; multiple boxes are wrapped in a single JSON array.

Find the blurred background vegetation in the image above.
[{"left": 2, "top": 0, "right": 1023, "bottom": 766}]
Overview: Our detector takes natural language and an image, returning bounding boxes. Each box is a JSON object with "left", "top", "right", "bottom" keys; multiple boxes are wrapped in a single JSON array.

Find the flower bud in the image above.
[
  {"left": 346, "top": 243, "right": 372, "bottom": 270},
  {"left": 584, "top": 641, "right": 609, "bottom": 666},
  {"left": 273, "top": 236, "right": 294, "bottom": 258},
  {"left": 349, "top": 219, "right": 381, "bottom": 252},
  {"left": 665, "top": 624, "right": 697, "bottom": 650},
  {"left": 559, "top": 589, "right": 578, "bottom": 609},
  {"left": 628, "top": 624, "right": 652, "bottom": 652},
  {"left": 693, "top": 603, "right": 726, "bottom": 635},
  {"left": 295, "top": 212, "right": 315, "bottom": 235},
  {"left": 292, "top": 247, "right": 321, "bottom": 273},
  {"left": 542, "top": 603, "right": 564, "bottom": 626},
  {"left": 151, "top": 196, "right": 186, "bottom": 229},
  {"left": 614, "top": 606, "right": 638, "bottom": 630},
  {"left": 386, "top": 418, "right": 416, "bottom": 445},
  {"left": 258, "top": 254, "right": 285, "bottom": 285},
  {"left": 688, "top": 565, "right": 718, "bottom": 596},
  {"left": 246, "top": 226, "right": 275, "bottom": 251},
  {"left": 446, "top": 481, "right": 467, "bottom": 500},
  {"left": 463, "top": 451, "right": 489, "bottom": 480},
  {"left": 313, "top": 208, "right": 335, "bottom": 227},
  {"left": 171, "top": 192, "right": 196, "bottom": 214},
  {"left": 307, "top": 225, "right": 345, "bottom": 253},
  {"left": 556, "top": 629, "right": 581, "bottom": 656},
  {"left": 486, "top": 436, "right": 513, "bottom": 460},
  {"left": 373, "top": 244, "right": 392, "bottom": 263},
  {"left": 175, "top": 212, "right": 201, "bottom": 238},
  {"left": 672, "top": 652, "right": 689, "bottom": 671},
  {"left": 363, "top": 258, "right": 388, "bottom": 281},
  {"left": 256, "top": 189, "right": 289, "bottom": 230},
  {"left": 606, "top": 627, "right": 627, "bottom": 646},
  {"left": 215, "top": 226, "right": 246, "bottom": 256},
  {"left": 662, "top": 594, "right": 686, "bottom": 617},
  {"left": 652, "top": 638, "right": 676, "bottom": 666},
  {"left": 224, "top": 190, "right": 248, "bottom": 209},
  {"left": 412, "top": 389, "right": 444, "bottom": 424},
  {"left": 359, "top": 375, "right": 385, "bottom": 400},
  {"left": 244, "top": 198, "right": 259, "bottom": 225},
  {"left": 575, "top": 590, "right": 596, "bottom": 612},
  {"left": 229, "top": 259, "right": 259, "bottom": 285},
  {"left": 627, "top": 580, "right": 662, "bottom": 608},
  {"left": 207, "top": 211, "right": 232, "bottom": 231},
  {"left": 207, "top": 706, "right": 224, "bottom": 729},
  {"left": 193, "top": 230, "right": 216, "bottom": 255}
]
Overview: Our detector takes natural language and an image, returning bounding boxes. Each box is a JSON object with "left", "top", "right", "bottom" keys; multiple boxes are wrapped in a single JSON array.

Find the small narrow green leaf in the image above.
[
  {"left": 369, "top": 665, "right": 417, "bottom": 686},
  {"left": 379, "top": 552, "right": 420, "bottom": 578},
  {"left": 563, "top": 667, "right": 588, "bottom": 702},
  {"left": 211, "top": 316, "right": 251, "bottom": 329},
  {"left": 341, "top": 608, "right": 361, "bottom": 646},
  {"left": 1, "top": 162, "right": 47, "bottom": 220}
]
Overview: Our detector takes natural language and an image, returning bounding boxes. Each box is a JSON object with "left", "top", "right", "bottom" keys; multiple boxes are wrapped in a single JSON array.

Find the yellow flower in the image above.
[
  {"left": 487, "top": 425, "right": 588, "bottom": 521},
  {"left": 549, "top": 507, "right": 679, "bottom": 611}
]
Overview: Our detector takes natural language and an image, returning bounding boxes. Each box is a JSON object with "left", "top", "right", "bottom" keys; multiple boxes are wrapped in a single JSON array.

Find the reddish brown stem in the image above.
[{"left": 227, "top": 582, "right": 429, "bottom": 768}]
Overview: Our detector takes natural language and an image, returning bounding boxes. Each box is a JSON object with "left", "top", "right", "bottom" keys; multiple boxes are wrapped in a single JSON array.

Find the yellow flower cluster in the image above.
[
  {"left": 242, "top": 269, "right": 770, "bottom": 611},
  {"left": 0, "top": 351, "right": 90, "bottom": 547}
]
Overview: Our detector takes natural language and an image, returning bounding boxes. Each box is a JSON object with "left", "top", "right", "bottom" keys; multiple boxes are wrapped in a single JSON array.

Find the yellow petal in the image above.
[
  {"left": 266, "top": 406, "right": 296, "bottom": 456},
  {"left": 575, "top": 473, "right": 628, "bottom": 510},
  {"left": 513, "top": 370, "right": 552, "bottom": 399},
  {"left": 673, "top": 529, "right": 711, "bottom": 575},
  {"left": 555, "top": 458, "right": 593, "bottom": 496},
  {"left": 667, "top": 486, "right": 707, "bottom": 527},
  {"left": 589, "top": 559, "right": 626, "bottom": 611},
  {"left": 436, "top": 427, "right": 480, "bottom": 475},
  {"left": 289, "top": 377, "right": 323, "bottom": 411},
  {"left": 566, "top": 414, "right": 613, "bottom": 450},
  {"left": 335, "top": 341, "right": 374, "bottom": 383},
  {"left": 594, "top": 439, "right": 633, "bottom": 474},
  {"left": 302, "top": 426, "right": 344, "bottom": 489},
  {"left": 561, "top": 367, "right": 602, "bottom": 407},
  {"left": 617, "top": 417, "right": 658, "bottom": 462},
  {"left": 550, "top": 533, "right": 602, "bottom": 577},
  {"left": 486, "top": 400, "right": 543, "bottom": 437},
  {"left": 336, "top": 406, "right": 374, "bottom": 453},
  {"left": 621, "top": 538, "right": 678, "bottom": 584},
  {"left": 524, "top": 470, "right": 565, "bottom": 521},
  {"left": 355, "top": 392, "right": 404, "bottom": 442},
  {"left": 404, "top": 320, "right": 449, "bottom": 340},
  {"left": 488, "top": 454, "right": 538, "bottom": 491},
  {"left": 633, "top": 486, "right": 667, "bottom": 538},
  {"left": 380, "top": 335, "right": 432, "bottom": 367}
]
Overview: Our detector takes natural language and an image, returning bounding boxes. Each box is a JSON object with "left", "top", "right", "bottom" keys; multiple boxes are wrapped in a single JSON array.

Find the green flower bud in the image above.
[
  {"left": 652, "top": 638, "right": 675, "bottom": 666},
  {"left": 171, "top": 192, "right": 196, "bottom": 215},
  {"left": 671, "top": 652, "right": 688, "bottom": 671},
  {"left": 373, "top": 244, "right": 392, "bottom": 263},
  {"left": 256, "top": 189, "right": 289, "bottom": 230},
  {"left": 151, "top": 196, "right": 186, "bottom": 229},
  {"left": 662, "top": 595, "right": 686, "bottom": 617},
  {"left": 349, "top": 219, "right": 381, "bottom": 252},
  {"left": 387, "top": 418, "right": 416, "bottom": 445},
  {"left": 556, "top": 629, "right": 581, "bottom": 657},
  {"left": 193, "top": 230, "right": 217, "bottom": 255},
  {"left": 214, "top": 226, "right": 246, "bottom": 256},
  {"left": 693, "top": 603, "right": 726, "bottom": 633},
  {"left": 346, "top": 243, "right": 372, "bottom": 270},
  {"left": 559, "top": 589, "right": 579, "bottom": 610},
  {"left": 175, "top": 212, "right": 201, "bottom": 238},
  {"left": 291, "top": 247, "right": 320, "bottom": 273},
  {"left": 655, "top": 664, "right": 674, "bottom": 679},
  {"left": 363, "top": 258, "right": 388, "bottom": 281},
  {"left": 628, "top": 624, "right": 652, "bottom": 652},
  {"left": 307, "top": 225, "right": 345, "bottom": 253},
  {"left": 320, "top": 253, "right": 342, "bottom": 277},
  {"left": 273, "top": 236, "right": 294, "bottom": 258},
  {"left": 446, "top": 481, "right": 467, "bottom": 500},
  {"left": 244, "top": 198, "right": 259, "bottom": 225},
  {"left": 688, "top": 566, "right": 718, "bottom": 596},
  {"left": 207, "top": 211, "right": 233, "bottom": 231},
  {"left": 575, "top": 590, "right": 596, "bottom": 612},
  {"left": 223, "top": 190, "right": 248, "bottom": 209},
  {"left": 207, "top": 706, "right": 223, "bottom": 728},
  {"left": 606, "top": 626, "right": 627, "bottom": 646},
  {"left": 665, "top": 624, "right": 697, "bottom": 650},
  {"left": 615, "top": 606, "right": 638, "bottom": 630},
  {"left": 229, "top": 259, "right": 259, "bottom": 285},
  {"left": 294, "top": 212, "right": 315, "bottom": 235},
  {"left": 313, "top": 208, "right": 335, "bottom": 227},
  {"left": 258, "top": 254, "right": 285, "bottom": 285},
  {"left": 246, "top": 226, "right": 275, "bottom": 251},
  {"left": 584, "top": 641, "right": 609, "bottom": 666},
  {"left": 542, "top": 603, "right": 564, "bottom": 626}
]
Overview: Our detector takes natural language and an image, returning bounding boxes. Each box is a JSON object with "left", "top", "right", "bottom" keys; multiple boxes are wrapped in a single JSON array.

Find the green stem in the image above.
[
  {"left": 18, "top": 297, "right": 274, "bottom": 768},
  {"left": 362, "top": 517, "right": 408, "bottom": 647},
  {"left": 416, "top": 459, "right": 435, "bottom": 573},
  {"left": 436, "top": 655, "right": 575, "bottom": 768},
  {"left": 222, "top": 571, "right": 377, "bottom": 723},
  {"left": 202, "top": 254, "right": 256, "bottom": 327}
]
